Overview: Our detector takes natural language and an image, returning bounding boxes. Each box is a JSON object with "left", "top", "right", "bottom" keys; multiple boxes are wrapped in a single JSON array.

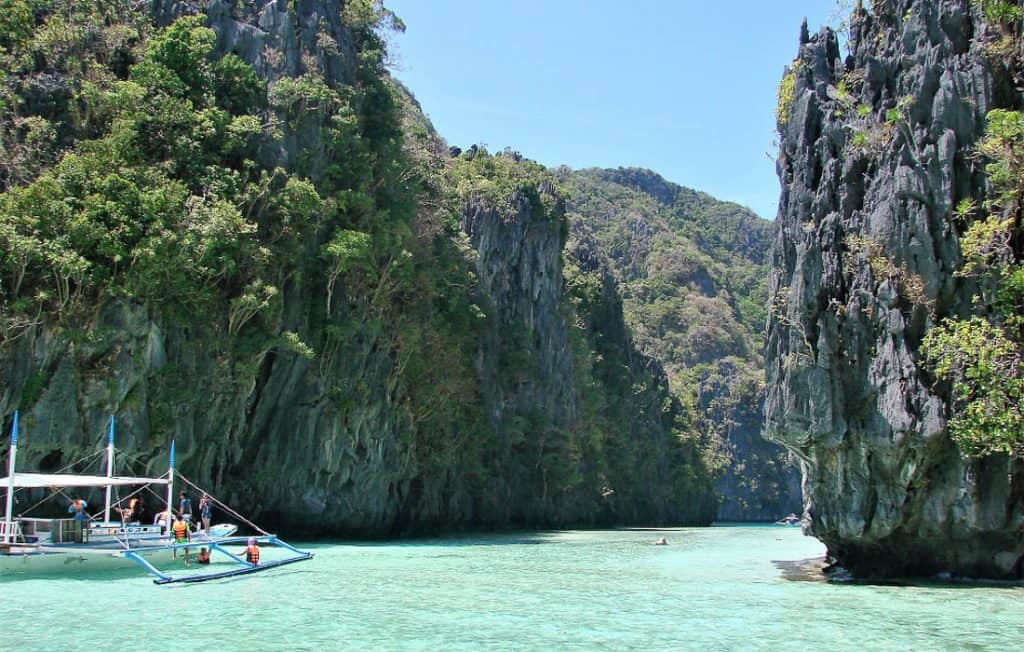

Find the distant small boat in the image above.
[
  {"left": 2, "top": 411, "right": 312, "bottom": 584},
  {"left": 775, "top": 514, "right": 801, "bottom": 526}
]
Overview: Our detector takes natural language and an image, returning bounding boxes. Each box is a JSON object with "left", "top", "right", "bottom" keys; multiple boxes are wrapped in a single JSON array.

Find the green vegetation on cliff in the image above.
[
  {"left": 919, "top": 4, "right": 1023, "bottom": 457},
  {"left": 922, "top": 109, "right": 1024, "bottom": 456},
  {"left": 0, "top": 2, "right": 413, "bottom": 343},
  {"left": 440, "top": 147, "right": 717, "bottom": 524},
  {"left": 2, "top": 14, "right": 274, "bottom": 324},
  {"left": 0, "top": 2, "right": 716, "bottom": 533},
  {"left": 765, "top": 0, "right": 1022, "bottom": 579},
  {"left": 555, "top": 167, "right": 799, "bottom": 520},
  {"left": 556, "top": 168, "right": 768, "bottom": 368}
]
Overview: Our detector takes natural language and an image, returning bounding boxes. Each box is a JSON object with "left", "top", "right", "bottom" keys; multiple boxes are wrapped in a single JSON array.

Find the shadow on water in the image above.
[
  {"left": 613, "top": 526, "right": 691, "bottom": 532},
  {"left": 712, "top": 522, "right": 794, "bottom": 528},
  {"left": 773, "top": 557, "right": 828, "bottom": 582},
  {"left": 772, "top": 557, "right": 1024, "bottom": 589},
  {"left": 837, "top": 577, "right": 1024, "bottom": 590},
  {"left": 316, "top": 530, "right": 562, "bottom": 549}
]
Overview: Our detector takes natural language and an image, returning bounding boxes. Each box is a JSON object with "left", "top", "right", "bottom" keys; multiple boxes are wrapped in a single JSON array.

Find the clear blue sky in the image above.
[{"left": 384, "top": 0, "right": 838, "bottom": 220}]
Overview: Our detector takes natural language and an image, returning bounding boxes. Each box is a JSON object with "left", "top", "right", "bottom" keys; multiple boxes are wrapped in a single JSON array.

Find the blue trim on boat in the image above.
[
  {"left": 208, "top": 542, "right": 249, "bottom": 566},
  {"left": 153, "top": 552, "right": 313, "bottom": 584},
  {"left": 124, "top": 551, "right": 171, "bottom": 582}
]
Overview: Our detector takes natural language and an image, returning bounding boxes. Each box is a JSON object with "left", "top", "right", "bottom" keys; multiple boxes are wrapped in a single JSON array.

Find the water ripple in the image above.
[{"left": 1, "top": 526, "right": 1021, "bottom": 650}]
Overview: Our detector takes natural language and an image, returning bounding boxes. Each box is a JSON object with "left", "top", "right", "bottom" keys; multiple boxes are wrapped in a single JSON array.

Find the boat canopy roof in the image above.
[{"left": 0, "top": 473, "right": 168, "bottom": 488}]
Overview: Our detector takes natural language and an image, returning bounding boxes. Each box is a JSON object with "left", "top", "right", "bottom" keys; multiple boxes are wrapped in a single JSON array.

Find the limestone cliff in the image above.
[
  {"left": 558, "top": 167, "right": 801, "bottom": 521},
  {"left": 767, "top": 0, "right": 1023, "bottom": 577},
  {"left": 0, "top": 2, "right": 715, "bottom": 535},
  {"left": 563, "top": 222, "right": 719, "bottom": 524}
]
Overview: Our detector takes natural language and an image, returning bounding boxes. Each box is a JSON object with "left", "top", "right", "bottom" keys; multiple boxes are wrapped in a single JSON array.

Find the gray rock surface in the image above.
[
  {"left": 708, "top": 359, "right": 803, "bottom": 522},
  {"left": 557, "top": 167, "right": 801, "bottom": 522},
  {"left": 563, "top": 224, "right": 719, "bottom": 524},
  {"left": 462, "top": 187, "right": 576, "bottom": 438},
  {"left": 767, "top": 1, "right": 1023, "bottom": 577},
  {"left": 0, "top": 2, "right": 715, "bottom": 535}
]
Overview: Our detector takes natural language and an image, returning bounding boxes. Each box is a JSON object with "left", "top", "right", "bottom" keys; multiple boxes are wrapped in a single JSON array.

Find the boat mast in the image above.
[
  {"left": 103, "top": 415, "right": 114, "bottom": 523},
  {"left": 3, "top": 411, "right": 18, "bottom": 544},
  {"left": 164, "top": 440, "right": 175, "bottom": 528}
]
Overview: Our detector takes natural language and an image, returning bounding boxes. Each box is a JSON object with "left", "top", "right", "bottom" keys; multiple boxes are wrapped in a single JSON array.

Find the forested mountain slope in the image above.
[{"left": 557, "top": 167, "right": 801, "bottom": 521}]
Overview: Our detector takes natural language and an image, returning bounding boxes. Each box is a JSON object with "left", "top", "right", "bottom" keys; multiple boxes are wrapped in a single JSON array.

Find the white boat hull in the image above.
[
  {"left": 0, "top": 526, "right": 239, "bottom": 577},
  {"left": 0, "top": 546, "right": 178, "bottom": 576}
]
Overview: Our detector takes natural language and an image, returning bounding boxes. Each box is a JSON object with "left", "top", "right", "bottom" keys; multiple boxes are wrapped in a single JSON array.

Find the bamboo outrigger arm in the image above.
[{"left": 121, "top": 535, "right": 314, "bottom": 585}]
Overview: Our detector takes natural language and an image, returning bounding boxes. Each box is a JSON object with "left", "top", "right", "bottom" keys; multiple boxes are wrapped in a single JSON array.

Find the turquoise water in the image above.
[{"left": 2, "top": 526, "right": 1021, "bottom": 650}]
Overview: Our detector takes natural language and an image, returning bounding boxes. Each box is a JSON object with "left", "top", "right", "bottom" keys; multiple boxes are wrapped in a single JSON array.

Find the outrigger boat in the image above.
[{"left": 1, "top": 411, "right": 312, "bottom": 584}]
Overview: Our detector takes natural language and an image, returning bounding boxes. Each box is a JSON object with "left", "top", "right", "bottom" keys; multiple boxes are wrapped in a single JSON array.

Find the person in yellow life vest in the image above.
[
  {"left": 245, "top": 537, "right": 260, "bottom": 565},
  {"left": 171, "top": 512, "right": 191, "bottom": 564}
]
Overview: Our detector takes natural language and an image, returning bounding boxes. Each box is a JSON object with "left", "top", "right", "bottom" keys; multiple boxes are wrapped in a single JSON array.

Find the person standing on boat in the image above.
[
  {"left": 154, "top": 509, "right": 171, "bottom": 534},
  {"left": 171, "top": 512, "right": 191, "bottom": 564},
  {"left": 198, "top": 494, "right": 212, "bottom": 534},
  {"left": 179, "top": 491, "right": 193, "bottom": 525},
  {"left": 67, "top": 497, "right": 89, "bottom": 521},
  {"left": 119, "top": 497, "right": 143, "bottom": 524},
  {"left": 130, "top": 497, "right": 143, "bottom": 523}
]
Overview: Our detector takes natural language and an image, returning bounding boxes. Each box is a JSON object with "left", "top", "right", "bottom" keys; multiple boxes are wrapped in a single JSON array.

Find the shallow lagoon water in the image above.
[{"left": 2, "top": 525, "right": 1020, "bottom": 650}]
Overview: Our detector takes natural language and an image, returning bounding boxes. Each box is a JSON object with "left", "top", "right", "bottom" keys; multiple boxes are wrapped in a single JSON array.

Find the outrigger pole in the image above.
[
  {"left": 164, "top": 440, "right": 175, "bottom": 528},
  {"left": 3, "top": 411, "right": 17, "bottom": 543},
  {"left": 103, "top": 415, "right": 115, "bottom": 524}
]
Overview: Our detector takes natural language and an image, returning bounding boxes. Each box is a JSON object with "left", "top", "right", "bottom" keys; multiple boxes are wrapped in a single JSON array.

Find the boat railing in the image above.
[
  {"left": 50, "top": 518, "right": 84, "bottom": 543},
  {"left": 0, "top": 520, "right": 24, "bottom": 543},
  {"left": 5, "top": 518, "right": 58, "bottom": 544},
  {"left": 16, "top": 517, "right": 55, "bottom": 534}
]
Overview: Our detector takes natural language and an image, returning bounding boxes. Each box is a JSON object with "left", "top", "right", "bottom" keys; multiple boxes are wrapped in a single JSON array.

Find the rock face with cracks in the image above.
[
  {"left": 767, "top": 0, "right": 1024, "bottom": 578},
  {"left": 0, "top": 1, "right": 716, "bottom": 536}
]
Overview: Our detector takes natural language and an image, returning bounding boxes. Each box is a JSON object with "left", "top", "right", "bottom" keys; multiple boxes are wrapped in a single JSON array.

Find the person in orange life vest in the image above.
[
  {"left": 171, "top": 512, "right": 191, "bottom": 564},
  {"left": 245, "top": 537, "right": 260, "bottom": 565},
  {"left": 197, "top": 547, "right": 211, "bottom": 565}
]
